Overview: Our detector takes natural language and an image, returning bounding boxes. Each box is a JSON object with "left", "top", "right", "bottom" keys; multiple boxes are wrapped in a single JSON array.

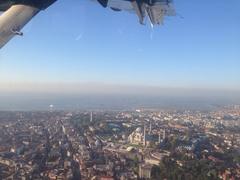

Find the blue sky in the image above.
[{"left": 0, "top": 0, "right": 240, "bottom": 91}]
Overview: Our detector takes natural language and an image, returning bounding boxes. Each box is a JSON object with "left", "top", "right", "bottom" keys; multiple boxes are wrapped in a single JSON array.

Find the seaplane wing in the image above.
[
  {"left": 0, "top": 0, "right": 56, "bottom": 49},
  {"left": 0, "top": 0, "right": 175, "bottom": 49},
  {"left": 0, "top": 5, "right": 39, "bottom": 48},
  {"left": 94, "top": 0, "right": 176, "bottom": 25}
]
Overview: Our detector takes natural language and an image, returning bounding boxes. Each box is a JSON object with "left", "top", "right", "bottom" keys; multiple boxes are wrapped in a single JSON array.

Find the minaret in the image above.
[
  {"left": 62, "top": 125, "right": 66, "bottom": 134},
  {"left": 90, "top": 112, "right": 93, "bottom": 122},
  {"left": 158, "top": 132, "right": 161, "bottom": 144},
  {"left": 149, "top": 121, "right": 152, "bottom": 134},
  {"left": 143, "top": 125, "right": 146, "bottom": 147},
  {"left": 163, "top": 129, "right": 166, "bottom": 140}
]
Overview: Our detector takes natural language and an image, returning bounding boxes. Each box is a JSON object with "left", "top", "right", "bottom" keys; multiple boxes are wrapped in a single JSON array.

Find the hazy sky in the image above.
[{"left": 0, "top": 0, "right": 240, "bottom": 92}]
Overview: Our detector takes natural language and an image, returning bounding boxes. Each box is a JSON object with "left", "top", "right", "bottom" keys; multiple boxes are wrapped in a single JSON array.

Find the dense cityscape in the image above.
[
  {"left": 1, "top": 1, "right": 239, "bottom": 180},
  {"left": 0, "top": 105, "right": 240, "bottom": 180}
]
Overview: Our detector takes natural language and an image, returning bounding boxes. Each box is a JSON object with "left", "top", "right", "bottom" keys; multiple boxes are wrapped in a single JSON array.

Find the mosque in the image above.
[
  {"left": 128, "top": 127, "right": 146, "bottom": 146},
  {"left": 128, "top": 123, "right": 166, "bottom": 147}
]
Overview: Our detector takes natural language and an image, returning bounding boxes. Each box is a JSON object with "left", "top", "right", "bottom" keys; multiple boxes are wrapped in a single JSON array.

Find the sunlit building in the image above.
[{"left": 128, "top": 127, "right": 145, "bottom": 145}]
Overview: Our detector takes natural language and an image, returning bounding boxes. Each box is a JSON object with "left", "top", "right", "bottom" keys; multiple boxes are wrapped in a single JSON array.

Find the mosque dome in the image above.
[{"left": 136, "top": 127, "right": 142, "bottom": 133}]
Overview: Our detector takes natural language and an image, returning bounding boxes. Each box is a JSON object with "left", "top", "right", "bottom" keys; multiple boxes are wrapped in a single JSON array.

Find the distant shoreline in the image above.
[{"left": 0, "top": 94, "right": 239, "bottom": 111}]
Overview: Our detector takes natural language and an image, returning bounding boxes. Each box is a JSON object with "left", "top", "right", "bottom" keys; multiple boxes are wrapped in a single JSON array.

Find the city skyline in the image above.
[{"left": 0, "top": 108, "right": 240, "bottom": 179}]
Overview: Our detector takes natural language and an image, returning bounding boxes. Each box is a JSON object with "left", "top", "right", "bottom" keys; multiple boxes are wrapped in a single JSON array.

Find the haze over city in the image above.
[{"left": 0, "top": 82, "right": 239, "bottom": 111}]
